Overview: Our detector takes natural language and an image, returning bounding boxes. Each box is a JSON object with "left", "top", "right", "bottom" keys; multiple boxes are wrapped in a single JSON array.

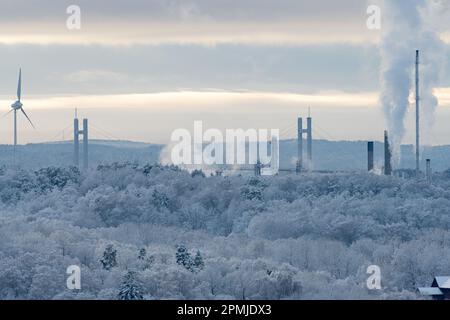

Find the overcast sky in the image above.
[{"left": 0, "top": 0, "right": 450, "bottom": 145}]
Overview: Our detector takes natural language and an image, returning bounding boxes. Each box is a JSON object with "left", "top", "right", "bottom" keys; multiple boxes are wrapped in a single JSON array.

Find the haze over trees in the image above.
[
  {"left": 2, "top": 139, "right": 450, "bottom": 171},
  {"left": 1, "top": 162, "right": 449, "bottom": 299}
]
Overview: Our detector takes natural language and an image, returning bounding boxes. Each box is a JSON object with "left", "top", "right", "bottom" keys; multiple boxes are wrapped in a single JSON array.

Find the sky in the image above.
[{"left": 0, "top": 0, "right": 450, "bottom": 145}]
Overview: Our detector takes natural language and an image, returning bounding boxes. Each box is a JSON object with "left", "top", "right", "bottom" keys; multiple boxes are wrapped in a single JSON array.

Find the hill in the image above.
[{"left": 1, "top": 139, "right": 449, "bottom": 172}]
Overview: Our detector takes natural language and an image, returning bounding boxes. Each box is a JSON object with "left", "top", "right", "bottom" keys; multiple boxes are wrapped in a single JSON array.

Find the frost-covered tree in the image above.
[
  {"left": 118, "top": 271, "right": 144, "bottom": 300},
  {"left": 143, "top": 255, "right": 155, "bottom": 270},
  {"left": 137, "top": 247, "right": 154, "bottom": 270},
  {"left": 193, "top": 250, "right": 205, "bottom": 272},
  {"left": 3, "top": 162, "right": 450, "bottom": 299},
  {"left": 191, "top": 170, "right": 205, "bottom": 178},
  {"left": 138, "top": 248, "right": 146, "bottom": 260},
  {"left": 152, "top": 189, "right": 170, "bottom": 211},
  {"left": 176, "top": 245, "right": 193, "bottom": 272},
  {"left": 35, "top": 166, "right": 80, "bottom": 191},
  {"left": 101, "top": 244, "right": 118, "bottom": 271}
]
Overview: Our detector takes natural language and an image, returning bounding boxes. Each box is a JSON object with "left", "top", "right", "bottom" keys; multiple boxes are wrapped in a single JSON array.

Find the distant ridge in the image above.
[
  {"left": 38, "top": 139, "right": 160, "bottom": 149},
  {"left": 0, "top": 139, "right": 449, "bottom": 171}
]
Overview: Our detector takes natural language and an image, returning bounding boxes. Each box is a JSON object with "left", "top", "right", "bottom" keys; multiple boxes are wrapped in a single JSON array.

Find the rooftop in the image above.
[{"left": 418, "top": 287, "right": 443, "bottom": 296}]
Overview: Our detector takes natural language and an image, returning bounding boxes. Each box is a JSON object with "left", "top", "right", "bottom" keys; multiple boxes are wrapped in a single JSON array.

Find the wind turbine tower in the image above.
[{"left": 7, "top": 69, "right": 35, "bottom": 162}]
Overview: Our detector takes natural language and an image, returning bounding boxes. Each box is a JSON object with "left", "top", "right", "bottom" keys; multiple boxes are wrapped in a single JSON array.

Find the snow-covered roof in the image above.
[
  {"left": 418, "top": 287, "right": 443, "bottom": 296},
  {"left": 434, "top": 277, "right": 450, "bottom": 289}
]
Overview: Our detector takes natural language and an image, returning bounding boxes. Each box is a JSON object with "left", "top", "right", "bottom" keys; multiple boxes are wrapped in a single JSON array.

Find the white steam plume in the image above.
[{"left": 379, "top": 0, "right": 445, "bottom": 163}]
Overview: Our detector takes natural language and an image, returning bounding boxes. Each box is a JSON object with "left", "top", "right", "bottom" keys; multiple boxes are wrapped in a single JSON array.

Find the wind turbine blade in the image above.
[
  {"left": 2, "top": 109, "right": 13, "bottom": 118},
  {"left": 17, "top": 69, "right": 22, "bottom": 102},
  {"left": 20, "top": 108, "right": 35, "bottom": 129}
]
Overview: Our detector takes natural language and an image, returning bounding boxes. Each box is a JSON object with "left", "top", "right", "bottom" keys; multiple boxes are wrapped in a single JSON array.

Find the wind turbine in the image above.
[{"left": 5, "top": 69, "right": 35, "bottom": 149}]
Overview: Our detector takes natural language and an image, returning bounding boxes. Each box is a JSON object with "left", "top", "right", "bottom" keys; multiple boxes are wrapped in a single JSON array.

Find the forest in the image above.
[{"left": 1, "top": 163, "right": 449, "bottom": 299}]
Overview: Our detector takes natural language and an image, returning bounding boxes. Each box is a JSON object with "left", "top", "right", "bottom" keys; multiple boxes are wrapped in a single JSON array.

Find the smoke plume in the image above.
[{"left": 379, "top": 0, "right": 446, "bottom": 163}]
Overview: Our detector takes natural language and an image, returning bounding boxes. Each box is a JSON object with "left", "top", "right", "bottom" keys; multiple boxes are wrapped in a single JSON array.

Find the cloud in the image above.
[
  {"left": 0, "top": 0, "right": 367, "bottom": 23},
  {"left": 0, "top": 0, "right": 377, "bottom": 45},
  {"left": 1, "top": 1, "right": 449, "bottom": 46},
  {"left": 3, "top": 88, "right": 450, "bottom": 112},
  {"left": 1, "top": 88, "right": 450, "bottom": 145},
  {"left": 0, "top": 43, "right": 382, "bottom": 95},
  {"left": 64, "top": 70, "right": 129, "bottom": 83},
  {"left": 0, "top": 89, "right": 382, "bottom": 144},
  {"left": 0, "top": 20, "right": 379, "bottom": 46},
  {"left": 0, "top": 90, "right": 380, "bottom": 111}
]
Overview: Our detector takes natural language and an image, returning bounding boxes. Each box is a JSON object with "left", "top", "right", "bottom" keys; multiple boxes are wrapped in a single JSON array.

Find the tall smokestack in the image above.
[
  {"left": 307, "top": 117, "right": 312, "bottom": 171},
  {"left": 296, "top": 117, "right": 303, "bottom": 174},
  {"left": 416, "top": 50, "right": 420, "bottom": 176},
  {"left": 83, "top": 118, "right": 88, "bottom": 170},
  {"left": 368, "top": 141, "right": 374, "bottom": 172},
  {"left": 426, "top": 159, "right": 431, "bottom": 183},
  {"left": 73, "top": 118, "right": 79, "bottom": 167},
  {"left": 384, "top": 131, "right": 392, "bottom": 175}
]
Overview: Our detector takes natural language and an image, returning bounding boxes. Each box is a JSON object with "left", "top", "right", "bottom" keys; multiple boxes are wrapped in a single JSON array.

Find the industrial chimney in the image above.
[
  {"left": 384, "top": 131, "right": 392, "bottom": 175},
  {"left": 83, "top": 118, "right": 89, "bottom": 170},
  {"left": 307, "top": 117, "right": 312, "bottom": 171},
  {"left": 415, "top": 50, "right": 420, "bottom": 176},
  {"left": 368, "top": 141, "right": 374, "bottom": 172},
  {"left": 426, "top": 159, "right": 431, "bottom": 183}
]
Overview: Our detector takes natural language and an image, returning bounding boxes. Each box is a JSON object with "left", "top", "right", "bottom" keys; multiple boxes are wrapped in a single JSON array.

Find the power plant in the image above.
[
  {"left": 366, "top": 50, "right": 424, "bottom": 179},
  {"left": 3, "top": 49, "right": 433, "bottom": 179},
  {"left": 384, "top": 131, "right": 392, "bottom": 176}
]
